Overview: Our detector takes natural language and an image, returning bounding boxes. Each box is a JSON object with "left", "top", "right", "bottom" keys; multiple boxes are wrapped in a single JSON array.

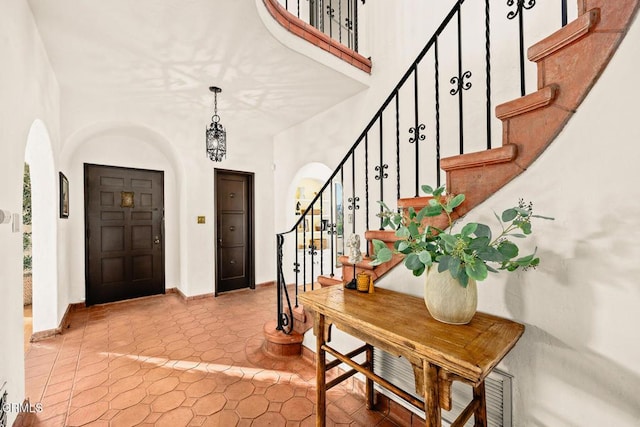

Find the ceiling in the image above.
[{"left": 27, "top": 0, "right": 368, "bottom": 141}]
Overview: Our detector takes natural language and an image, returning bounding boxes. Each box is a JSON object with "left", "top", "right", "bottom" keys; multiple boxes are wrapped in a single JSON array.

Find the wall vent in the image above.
[{"left": 374, "top": 349, "right": 513, "bottom": 426}]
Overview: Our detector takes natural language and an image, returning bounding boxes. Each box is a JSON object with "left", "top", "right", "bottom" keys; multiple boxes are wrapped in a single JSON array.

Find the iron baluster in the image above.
[
  {"left": 395, "top": 92, "right": 400, "bottom": 202},
  {"left": 451, "top": 3, "right": 472, "bottom": 155},
  {"left": 338, "top": 0, "right": 342, "bottom": 45},
  {"left": 326, "top": 1, "right": 334, "bottom": 39},
  {"left": 364, "top": 134, "right": 370, "bottom": 244},
  {"left": 485, "top": 0, "right": 492, "bottom": 150},
  {"left": 302, "top": 216, "right": 307, "bottom": 292},
  {"left": 409, "top": 66, "right": 426, "bottom": 197},
  {"left": 310, "top": 202, "right": 315, "bottom": 289},
  {"left": 329, "top": 180, "right": 335, "bottom": 277},
  {"left": 349, "top": 153, "right": 359, "bottom": 235},
  {"left": 354, "top": 0, "right": 359, "bottom": 52},
  {"left": 561, "top": 0, "right": 567, "bottom": 26},
  {"left": 346, "top": 0, "right": 353, "bottom": 49},
  {"left": 376, "top": 114, "right": 389, "bottom": 230},
  {"left": 507, "top": 0, "right": 537, "bottom": 96},
  {"left": 320, "top": 193, "right": 324, "bottom": 275},
  {"left": 340, "top": 166, "right": 345, "bottom": 257},
  {"left": 435, "top": 37, "right": 441, "bottom": 188}
]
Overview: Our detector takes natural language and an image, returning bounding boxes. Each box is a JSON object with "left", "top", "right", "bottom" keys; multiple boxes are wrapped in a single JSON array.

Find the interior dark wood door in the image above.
[
  {"left": 215, "top": 170, "right": 254, "bottom": 294},
  {"left": 85, "top": 164, "right": 165, "bottom": 305}
]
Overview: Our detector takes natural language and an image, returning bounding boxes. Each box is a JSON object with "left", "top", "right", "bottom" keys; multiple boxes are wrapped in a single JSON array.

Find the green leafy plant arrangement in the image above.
[{"left": 371, "top": 185, "right": 553, "bottom": 287}]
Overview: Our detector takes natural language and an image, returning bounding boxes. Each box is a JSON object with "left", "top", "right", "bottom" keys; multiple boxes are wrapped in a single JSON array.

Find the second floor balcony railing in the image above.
[{"left": 278, "top": 0, "right": 363, "bottom": 52}]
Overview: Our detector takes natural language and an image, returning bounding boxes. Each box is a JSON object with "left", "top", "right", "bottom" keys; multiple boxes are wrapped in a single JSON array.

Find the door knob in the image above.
[{"left": 154, "top": 236, "right": 161, "bottom": 244}]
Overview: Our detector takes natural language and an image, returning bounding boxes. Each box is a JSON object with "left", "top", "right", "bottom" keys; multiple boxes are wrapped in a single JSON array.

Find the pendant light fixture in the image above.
[{"left": 206, "top": 86, "right": 227, "bottom": 162}]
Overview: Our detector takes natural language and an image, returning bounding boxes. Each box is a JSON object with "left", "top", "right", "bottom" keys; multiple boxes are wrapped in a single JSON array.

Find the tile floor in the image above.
[{"left": 19, "top": 285, "right": 407, "bottom": 426}]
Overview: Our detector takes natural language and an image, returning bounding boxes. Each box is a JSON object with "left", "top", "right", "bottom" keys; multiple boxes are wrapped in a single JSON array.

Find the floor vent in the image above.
[{"left": 373, "top": 349, "right": 513, "bottom": 426}]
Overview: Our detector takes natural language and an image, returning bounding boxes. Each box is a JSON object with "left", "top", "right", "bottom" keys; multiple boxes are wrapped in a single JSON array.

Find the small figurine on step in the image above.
[{"left": 345, "top": 234, "right": 362, "bottom": 290}]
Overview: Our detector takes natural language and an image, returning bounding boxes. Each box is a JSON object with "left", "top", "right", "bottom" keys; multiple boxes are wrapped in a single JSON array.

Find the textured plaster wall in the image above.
[{"left": 0, "top": 1, "right": 60, "bottom": 424}]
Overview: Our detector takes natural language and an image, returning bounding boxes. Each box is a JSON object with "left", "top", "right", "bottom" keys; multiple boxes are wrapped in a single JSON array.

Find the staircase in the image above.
[{"left": 266, "top": 0, "right": 640, "bottom": 356}]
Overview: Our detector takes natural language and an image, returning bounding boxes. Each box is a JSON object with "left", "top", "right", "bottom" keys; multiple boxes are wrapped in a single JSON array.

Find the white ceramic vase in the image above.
[{"left": 424, "top": 267, "right": 478, "bottom": 325}]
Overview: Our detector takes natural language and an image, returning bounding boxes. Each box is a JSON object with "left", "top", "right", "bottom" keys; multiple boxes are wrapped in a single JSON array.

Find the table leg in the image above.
[
  {"left": 473, "top": 381, "right": 487, "bottom": 427},
  {"left": 315, "top": 313, "right": 326, "bottom": 427},
  {"left": 365, "top": 344, "right": 374, "bottom": 409},
  {"left": 423, "top": 361, "right": 441, "bottom": 427}
]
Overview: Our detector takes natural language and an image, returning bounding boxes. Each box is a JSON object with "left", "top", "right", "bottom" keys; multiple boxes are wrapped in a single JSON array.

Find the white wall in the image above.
[
  {"left": 0, "top": 1, "right": 60, "bottom": 423},
  {"left": 288, "top": 3, "right": 640, "bottom": 427}
]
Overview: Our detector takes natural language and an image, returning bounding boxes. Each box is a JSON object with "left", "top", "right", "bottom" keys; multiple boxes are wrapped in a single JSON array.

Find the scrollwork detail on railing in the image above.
[
  {"left": 507, "top": 0, "right": 536, "bottom": 20},
  {"left": 327, "top": 222, "right": 337, "bottom": 235},
  {"left": 450, "top": 70, "right": 473, "bottom": 95},
  {"left": 348, "top": 196, "right": 360, "bottom": 211},
  {"left": 408, "top": 124, "right": 426, "bottom": 144},
  {"left": 345, "top": 18, "right": 353, "bottom": 30},
  {"left": 374, "top": 164, "right": 389, "bottom": 181},
  {"left": 276, "top": 233, "right": 294, "bottom": 334},
  {"left": 326, "top": 4, "right": 335, "bottom": 18}
]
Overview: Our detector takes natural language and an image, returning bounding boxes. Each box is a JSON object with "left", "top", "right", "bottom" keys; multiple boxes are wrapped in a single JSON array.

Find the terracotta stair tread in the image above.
[
  {"left": 528, "top": 9, "right": 600, "bottom": 62},
  {"left": 495, "top": 86, "right": 558, "bottom": 120},
  {"left": 441, "top": 144, "right": 519, "bottom": 171}
]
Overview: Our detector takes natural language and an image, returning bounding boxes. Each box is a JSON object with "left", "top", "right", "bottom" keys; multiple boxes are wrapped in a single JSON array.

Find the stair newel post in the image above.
[
  {"left": 276, "top": 233, "right": 283, "bottom": 330},
  {"left": 276, "top": 233, "right": 293, "bottom": 333}
]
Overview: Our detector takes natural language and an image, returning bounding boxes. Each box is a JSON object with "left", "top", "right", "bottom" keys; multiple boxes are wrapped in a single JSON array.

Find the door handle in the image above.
[{"left": 154, "top": 236, "right": 161, "bottom": 244}]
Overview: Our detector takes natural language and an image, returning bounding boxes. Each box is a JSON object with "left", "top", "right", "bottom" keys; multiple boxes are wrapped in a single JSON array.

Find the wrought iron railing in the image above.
[
  {"left": 275, "top": 0, "right": 569, "bottom": 334},
  {"left": 278, "top": 0, "right": 363, "bottom": 52}
]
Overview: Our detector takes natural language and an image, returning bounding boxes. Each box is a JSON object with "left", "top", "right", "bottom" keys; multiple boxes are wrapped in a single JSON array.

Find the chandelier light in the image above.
[{"left": 206, "top": 86, "right": 227, "bottom": 162}]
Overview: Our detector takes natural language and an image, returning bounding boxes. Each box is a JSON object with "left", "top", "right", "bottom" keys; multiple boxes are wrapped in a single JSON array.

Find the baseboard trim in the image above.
[{"left": 29, "top": 301, "right": 84, "bottom": 342}]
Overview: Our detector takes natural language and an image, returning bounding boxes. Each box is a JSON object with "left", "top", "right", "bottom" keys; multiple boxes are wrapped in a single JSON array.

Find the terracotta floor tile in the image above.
[
  {"left": 109, "top": 387, "right": 146, "bottom": 409},
  {"left": 109, "top": 404, "right": 151, "bottom": 426},
  {"left": 147, "top": 376, "right": 180, "bottom": 395},
  {"left": 65, "top": 401, "right": 109, "bottom": 426},
  {"left": 24, "top": 287, "right": 407, "bottom": 426},
  {"left": 191, "top": 393, "right": 226, "bottom": 416},
  {"left": 154, "top": 407, "right": 194, "bottom": 427},
  {"left": 150, "top": 390, "right": 186, "bottom": 412}
]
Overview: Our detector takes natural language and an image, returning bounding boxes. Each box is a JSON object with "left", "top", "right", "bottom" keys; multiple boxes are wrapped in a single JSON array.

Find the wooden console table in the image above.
[{"left": 299, "top": 286, "right": 524, "bottom": 427}]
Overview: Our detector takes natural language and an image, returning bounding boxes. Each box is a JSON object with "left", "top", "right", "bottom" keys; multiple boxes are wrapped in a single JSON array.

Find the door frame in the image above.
[
  {"left": 214, "top": 168, "right": 255, "bottom": 296},
  {"left": 84, "top": 163, "right": 166, "bottom": 306}
]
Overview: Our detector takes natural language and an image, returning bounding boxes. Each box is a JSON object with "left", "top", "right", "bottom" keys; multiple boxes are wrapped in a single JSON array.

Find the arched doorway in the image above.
[{"left": 24, "top": 120, "right": 59, "bottom": 340}]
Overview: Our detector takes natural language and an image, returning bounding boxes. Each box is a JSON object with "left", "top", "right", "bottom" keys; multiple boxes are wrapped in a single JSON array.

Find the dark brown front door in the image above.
[
  {"left": 215, "top": 170, "right": 254, "bottom": 295},
  {"left": 85, "top": 164, "right": 165, "bottom": 305}
]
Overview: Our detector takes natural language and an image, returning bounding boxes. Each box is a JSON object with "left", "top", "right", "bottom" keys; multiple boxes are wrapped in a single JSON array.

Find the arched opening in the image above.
[{"left": 24, "top": 120, "right": 59, "bottom": 338}]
